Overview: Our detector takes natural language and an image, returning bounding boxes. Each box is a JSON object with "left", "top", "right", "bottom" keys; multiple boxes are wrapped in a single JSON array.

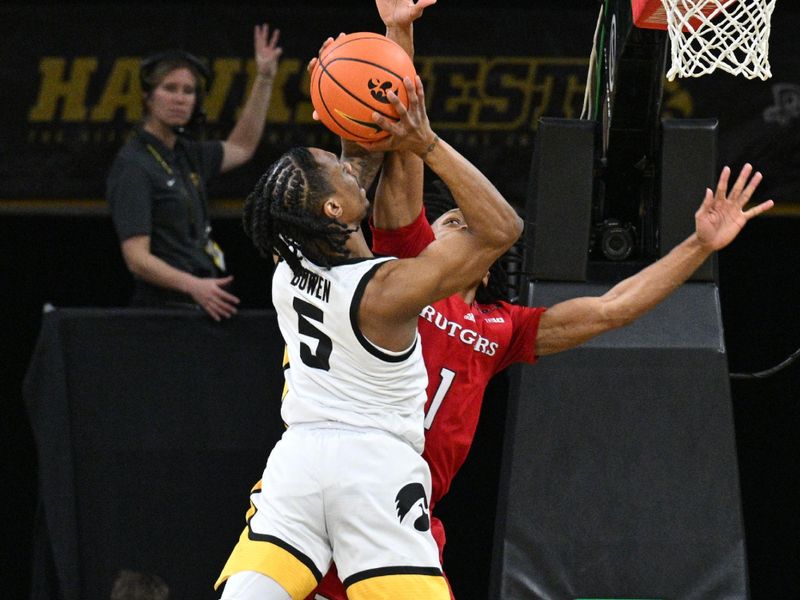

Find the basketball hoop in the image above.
[{"left": 632, "top": 0, "right": 777, "bottom": 80}]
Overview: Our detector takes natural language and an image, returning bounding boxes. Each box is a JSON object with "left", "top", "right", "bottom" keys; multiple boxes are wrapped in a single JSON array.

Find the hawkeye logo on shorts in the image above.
[{"left": 395, "top": 482, "right": 430, "bottom": 532}]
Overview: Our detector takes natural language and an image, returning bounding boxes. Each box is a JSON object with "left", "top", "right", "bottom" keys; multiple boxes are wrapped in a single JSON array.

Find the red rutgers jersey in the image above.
[
  {"left": 309, "top": 210, "right": 545, "bottom": 600},
  {"left": 372, "top": 209, "right": 545, "bottom": 538},
  {"left": 416, "top": 294, "right": 543, "bottom": 507}
]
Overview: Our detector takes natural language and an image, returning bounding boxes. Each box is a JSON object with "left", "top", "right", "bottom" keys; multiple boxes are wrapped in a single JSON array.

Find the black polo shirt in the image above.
[{"left": 107, "top": 128, "right": 224, "bottom": 303}]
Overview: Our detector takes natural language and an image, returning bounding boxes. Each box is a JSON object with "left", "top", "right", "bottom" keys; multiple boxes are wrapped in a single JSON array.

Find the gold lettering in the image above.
[
  {"left": 663, "top": 80, "right": 693, "bottom": 118},
  {"left": 236, "top": 59, "right": 259, "bottom": 121},
  {"left": 416, "top": 56, "right": 588, "bottom": 131},
  {"left": 477, "top": 59, "right": 537, "bottom": 130},
  {"left": 235, "top": 59, "right": 306, "bottom": 124},
  {"left": 89, "top": 58, "right": 141, "bottom": 122},
  {"left": 205, "top": 58, "right": 242, "bottom": 122},
  {"left": 271, "top": 59, "right": 304, "bottom": 124},
  {"left": 562, "top": 74, "right": 585, "bottom": 119},
  {"left": 422, "top": 57, "right": 484, "bottom": 128},
  {"left": 528, "top": 58, "right": 587, "bottom": 129},
  {"left": 27, "top": 53, "right": 593, "bottom": 134},
  {"left": 29, "top": 57, "right": 98, "bottom": 122}
]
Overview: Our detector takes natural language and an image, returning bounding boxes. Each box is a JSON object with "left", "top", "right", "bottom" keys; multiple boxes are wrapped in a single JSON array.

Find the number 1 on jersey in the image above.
[{"left": 424, "top": 367, "right": 455, "bottom": 430}]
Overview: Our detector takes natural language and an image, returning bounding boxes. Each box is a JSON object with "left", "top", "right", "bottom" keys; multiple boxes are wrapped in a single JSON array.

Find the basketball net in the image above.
[{"left": 661, "top": 0, "right": 777, "bottom": 80}]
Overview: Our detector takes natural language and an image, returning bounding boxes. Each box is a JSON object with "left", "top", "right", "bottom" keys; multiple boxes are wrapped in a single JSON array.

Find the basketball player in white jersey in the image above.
[{"left": 215, "top": 75, "right": 522, "bottom": 600}]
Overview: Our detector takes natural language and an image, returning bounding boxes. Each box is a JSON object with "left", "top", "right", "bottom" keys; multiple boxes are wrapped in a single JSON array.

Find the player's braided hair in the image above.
[
  {"left": 424, "top": 180, "right": 522, "bottom": 304},
  {"left": 243, "top": 147, "right": 356, "bottom": 274}
]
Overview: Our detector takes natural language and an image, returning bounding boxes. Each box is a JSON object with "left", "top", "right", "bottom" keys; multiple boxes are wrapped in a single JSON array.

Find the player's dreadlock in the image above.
[
  {"left": 424, "top": 180, "right": 524, "bottom": 304},
  {"left": 243, "top": 147, "right": 357, "bottom": 274}
]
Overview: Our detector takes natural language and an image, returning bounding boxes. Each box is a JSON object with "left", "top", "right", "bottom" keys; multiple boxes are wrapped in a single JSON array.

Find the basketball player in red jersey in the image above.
[{"left": 301, "top": 1, "right": 774, "bottom": 599}]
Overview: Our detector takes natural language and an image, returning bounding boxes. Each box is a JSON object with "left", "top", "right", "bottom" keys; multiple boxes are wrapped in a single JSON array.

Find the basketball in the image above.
[{"left": 310, "top": 32, "right": 417, "bottom": 142}]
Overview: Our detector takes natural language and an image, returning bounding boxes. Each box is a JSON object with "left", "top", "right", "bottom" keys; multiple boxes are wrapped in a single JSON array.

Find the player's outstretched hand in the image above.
[
  {"left": 695, "top": 163, "right": 774, "bottom": 251},
  {"left": 376, "top": 0, "right": 437, "bottom": 28},
  {"left": 357, "top": 75, "right": 436, "bottom": 156}
]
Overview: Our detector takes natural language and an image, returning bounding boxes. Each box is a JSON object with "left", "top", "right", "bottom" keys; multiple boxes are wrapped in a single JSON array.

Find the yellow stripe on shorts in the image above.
[
  {"left": 214, "top": 527, "right": 320, "bottom": 599},
  {"left": 345, "top": 568, "right": 450, "bottom": 600}
]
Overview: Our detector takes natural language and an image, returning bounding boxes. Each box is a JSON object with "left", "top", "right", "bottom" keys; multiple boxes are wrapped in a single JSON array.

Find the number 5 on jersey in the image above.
[{"left": 293, "top": 297, "right": 332, "bottom": 371}]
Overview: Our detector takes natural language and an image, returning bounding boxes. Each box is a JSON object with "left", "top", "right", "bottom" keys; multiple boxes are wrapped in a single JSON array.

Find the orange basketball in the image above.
[{"left": 310, "top": 32, "right": 417, "bottom": 142}]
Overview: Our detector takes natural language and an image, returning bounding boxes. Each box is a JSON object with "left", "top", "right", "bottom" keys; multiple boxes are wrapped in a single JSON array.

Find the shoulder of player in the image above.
[
  {"left": 368, "top": 254, "right": 424, "bottom": 280},
  {"left": 364, "top": 256, "right": 418, "bottom": 297},
  {"left": 359, "top": 257, "right": 430, "bottom": 322}
]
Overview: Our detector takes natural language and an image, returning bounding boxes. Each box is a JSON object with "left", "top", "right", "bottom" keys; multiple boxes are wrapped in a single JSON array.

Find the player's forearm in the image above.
[
  {"left": 340, "top": 139, "right": 384, "bottom": 190},
  {"left": 386, "top": 24, "right": 414, "bottom": 58},
  {"left": 602, "top": 233, "right": 711, "bottom": 324},
  {"left": 422, "top": 137, "right": 522, "bottom": 251},
  {"left": 375, "top": 22, "right": 423, "bottom": 229},
  {"left": 374, "top": 150, "right": 424, "bottom": 229},
  {"left": 536, "top": 234, "right": 713, "bottom": 356}
]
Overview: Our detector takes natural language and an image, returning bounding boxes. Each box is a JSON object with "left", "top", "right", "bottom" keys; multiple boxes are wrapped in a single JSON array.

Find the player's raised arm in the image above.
[
  {"left": 371, "top": 0, "right": 435, "bottom": 230},
  {"left": 534, "top": 164, "right": 773, "bottom": 356},
  {"left": 358, "top": 76, "right": 522, "bottom": 347}
]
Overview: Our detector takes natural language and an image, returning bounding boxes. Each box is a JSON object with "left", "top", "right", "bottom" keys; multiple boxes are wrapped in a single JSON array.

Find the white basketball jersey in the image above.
[{"left": 272, "top": 255, "right": 428, "bottom": 452}]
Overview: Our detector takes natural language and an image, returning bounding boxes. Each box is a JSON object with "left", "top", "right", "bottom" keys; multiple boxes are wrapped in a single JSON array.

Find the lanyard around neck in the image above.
[
  {"left": 144, "top": 140, "right": 205, "bottom": 239},
  {"left": 145, "top": 143, "right": 175, "bottom": 176}
]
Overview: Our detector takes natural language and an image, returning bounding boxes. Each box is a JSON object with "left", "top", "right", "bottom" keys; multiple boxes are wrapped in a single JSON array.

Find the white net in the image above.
[{"left": 663, "top": 0, "right": 777, "bottom": 80}]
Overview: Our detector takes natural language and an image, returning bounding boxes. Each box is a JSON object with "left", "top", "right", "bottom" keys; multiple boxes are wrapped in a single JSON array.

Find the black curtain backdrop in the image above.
[{"left": 3, "top": 2, "right": 799, "bottom": 599}]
